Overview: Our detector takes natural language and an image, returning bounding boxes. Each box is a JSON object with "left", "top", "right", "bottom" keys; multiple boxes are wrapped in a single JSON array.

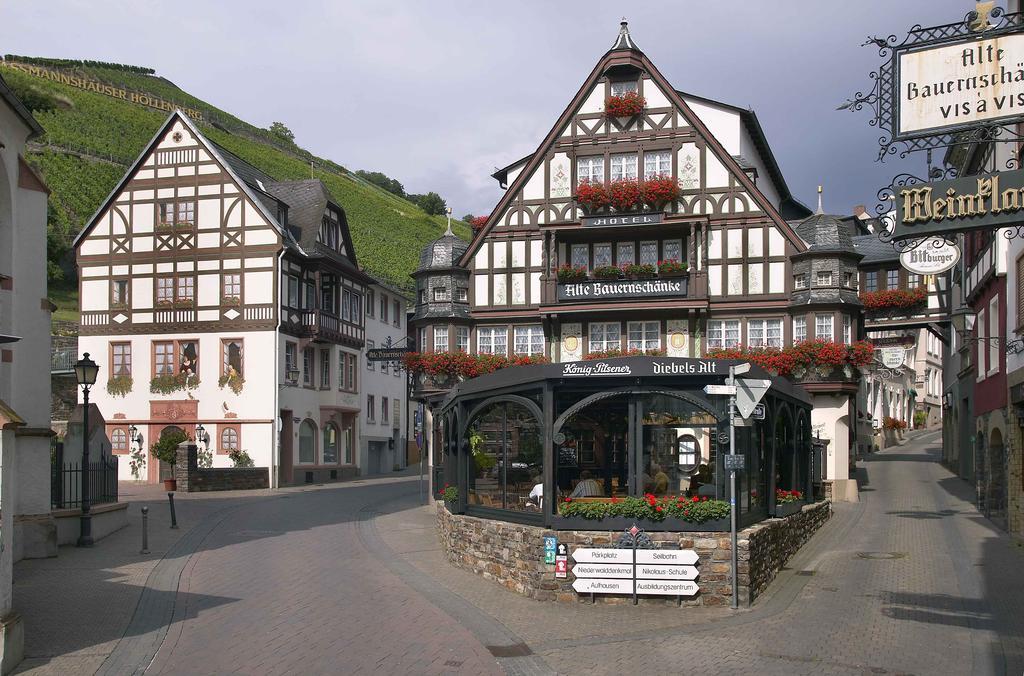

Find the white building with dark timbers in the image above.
[{"left": 74, "top": 111, "right": 374, "bottom": 487}]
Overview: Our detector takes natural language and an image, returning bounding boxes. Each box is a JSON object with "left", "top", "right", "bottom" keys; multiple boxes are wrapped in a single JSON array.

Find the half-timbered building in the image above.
[
  {"left": 412, "top": 23, "right": 867, "bottom": 501},
  {"left": 75, "top": 111, "right": 372, "bottom": 486}
]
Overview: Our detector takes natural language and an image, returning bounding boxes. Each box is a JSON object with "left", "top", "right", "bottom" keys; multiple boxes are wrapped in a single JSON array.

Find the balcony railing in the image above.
[
  {"left": 51, "top": 349, "right": 76, "bottom": 374},
  {"left": 301, "top": 309, "right": 365, "bottom": 345}
]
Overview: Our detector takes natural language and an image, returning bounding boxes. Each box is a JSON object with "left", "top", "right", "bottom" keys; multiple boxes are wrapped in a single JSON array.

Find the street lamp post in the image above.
[{"left": 74, "top": 352, "right": 99, "bottom": 547}]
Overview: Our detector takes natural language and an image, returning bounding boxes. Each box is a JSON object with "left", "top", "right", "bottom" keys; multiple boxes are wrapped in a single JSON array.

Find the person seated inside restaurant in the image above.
[
  {"left": 569, "top": 470, "right": 603, "bottom": 498},
  {"left": 651, "top": 463, "right": 669, "bottom": 495},
  {"left": 526, "top": 473, "right": 543, "bottom": 509}
]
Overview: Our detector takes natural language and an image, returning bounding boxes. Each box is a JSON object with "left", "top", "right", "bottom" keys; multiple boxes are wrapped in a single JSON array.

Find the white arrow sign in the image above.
[
  {"left": 635, "top": 580, "right": 700, "bottom": 596},
  {"left": 703, "top": 384, "right": 736, "bottom": 396},
  {"left": 572, "top": 578, "right": 634, "bottom": 594},
  {"left": 634, "top": 564, "right": 699, "bottom": 580},
  {"left": 634, "top": 549, "right": 699, "bottom": 565},
  {"left": 571, "top": 548, "right": 633, "bottom": 564},
  {"left": 571, "top": 563, "right": 634, "bottom": 579},
  {"left": 735, "top": 378, "right": 771, "bottom": 419}
]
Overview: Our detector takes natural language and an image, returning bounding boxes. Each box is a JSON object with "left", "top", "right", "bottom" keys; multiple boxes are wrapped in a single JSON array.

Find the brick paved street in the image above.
[{"left": 13, "top": 432, "right": 1024, "bottom": 675}]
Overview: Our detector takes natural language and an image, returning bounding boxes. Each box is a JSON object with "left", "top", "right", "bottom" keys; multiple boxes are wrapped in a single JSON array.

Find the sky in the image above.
[{"left": 2, "top": 0, "right": 975, "bottom": 219}]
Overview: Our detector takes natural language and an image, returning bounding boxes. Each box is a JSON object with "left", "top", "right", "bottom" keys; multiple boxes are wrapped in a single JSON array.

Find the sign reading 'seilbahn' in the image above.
[
  {"left": 558, "top": 278, "right": 686, "bottom": 301},
  {"left": 890, "top": 169, "right": 1024, "bottom": 241}
]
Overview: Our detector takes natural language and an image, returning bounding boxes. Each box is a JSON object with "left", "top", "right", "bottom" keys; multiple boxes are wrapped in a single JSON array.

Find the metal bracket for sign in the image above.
[
  {"left": 839, "top": 7, "right": 1024, "bottom": 161},
  {"left": 616, "top": 525, "right": 654, "bottom": 606}
]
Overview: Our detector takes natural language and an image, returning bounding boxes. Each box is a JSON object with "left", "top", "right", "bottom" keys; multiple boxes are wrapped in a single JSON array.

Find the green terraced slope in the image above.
[{"left": 2, "top": 60, "right": 469, "bottom": 303}]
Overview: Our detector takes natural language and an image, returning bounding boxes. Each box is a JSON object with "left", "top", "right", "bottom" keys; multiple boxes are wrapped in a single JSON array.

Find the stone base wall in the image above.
[
  {"left": 175, "top": 442, "right": 268, "bottom": 492},
  {"left": 437, "top": 501, "right": 831, "bottom": 607}
]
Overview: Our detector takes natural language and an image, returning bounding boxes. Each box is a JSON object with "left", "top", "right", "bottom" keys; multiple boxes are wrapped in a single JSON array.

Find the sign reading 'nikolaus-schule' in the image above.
[{"left": 889, "top": 169, "right": 1024, "bottom": 241}]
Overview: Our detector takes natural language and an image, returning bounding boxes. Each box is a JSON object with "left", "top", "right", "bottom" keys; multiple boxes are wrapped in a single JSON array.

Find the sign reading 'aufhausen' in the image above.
[
  {"left": 558, "top": 278, "right": 686, "bottom": 301},
  {"left": 890, "top": 169, "right": 1024, "bottom": 241}
]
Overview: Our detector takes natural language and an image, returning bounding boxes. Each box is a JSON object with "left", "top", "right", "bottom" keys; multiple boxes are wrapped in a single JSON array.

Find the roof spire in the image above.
[
  {"left": 611, "top": 18, "right": 637, "bottom": 51},
  {"left": 444, "top": 207, "right": 453, "bottom": 236},
  {"left": 816, "top": 185, "right": 824, "bottom": 215}
]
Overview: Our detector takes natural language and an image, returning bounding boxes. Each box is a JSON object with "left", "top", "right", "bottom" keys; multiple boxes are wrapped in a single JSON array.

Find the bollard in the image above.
[
  {"left": 167, "top": 492, "right": 178, "bottom": 529},
  {"left": 140, "top": 506, "right": 150, "bottom": 554}
]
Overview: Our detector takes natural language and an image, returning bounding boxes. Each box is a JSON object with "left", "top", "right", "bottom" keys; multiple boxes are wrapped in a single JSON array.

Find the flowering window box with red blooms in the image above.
[
  {"left": 556, "top": 264, "right": 588, "bottom": 282},
  {"left": 604, "top": 91, "right": 646, "bottom": 118},
  {"left": 707, "top": 340, "right": 873, "bottom": 379},
  {"left": 882, "top": 416, "right": 907, "bottom": 431},
  {"left": 558, "top": 493, "right": 731, "bottom": 528},
  {"left": 608, "top": 179, "right": 643, "bottom": 212},
  {"left": 642, "top": 176, "right": 681, "bottom": 209},
  {"left": 404, "top": 351, "right": 548, "bottom": 384},
  {"left": 859, "top": 286, "right": 927, "bottom": 313},
  {"left": 584, "top": 347, "right": 666, "bottom": 360},
  {"left": 470, "top": 215, "right": 488, "bottom": 232},
  {"left": 591, "top": 265, "right": 623, "bottom": 280},
  {"left": 621, "top": 263, "right": 656, "bottom": 279},
  {"left": 657, "top": 259, "right": 688, "bottom": 276},
  {"left": 574, "top": 180, "right": 610, "bottom": 214}
]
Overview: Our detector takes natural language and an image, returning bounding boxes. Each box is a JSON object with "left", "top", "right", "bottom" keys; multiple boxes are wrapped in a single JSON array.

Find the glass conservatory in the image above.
[{"left": 435, "top": 357, "right": 816, "bottom": 530}]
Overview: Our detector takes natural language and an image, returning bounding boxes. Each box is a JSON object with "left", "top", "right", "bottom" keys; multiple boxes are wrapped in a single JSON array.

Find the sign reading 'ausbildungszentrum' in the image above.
[
  {"left": 899, "top": 33, "right": 1024, "bottom": 138},
  {"left": 890, "top": 169, "right": 1024, "bottom": 241}
]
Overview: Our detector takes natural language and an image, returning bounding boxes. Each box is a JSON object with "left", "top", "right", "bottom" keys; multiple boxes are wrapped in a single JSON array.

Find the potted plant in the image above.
[
  {"left": 774, "top": 489, "right": 805, "bottom": 517},
  {"left": 106, "top": 374, "right": 133, "bottom": 397},
  {"left": 604, "top": 91, "right": 646, "bottom": 118},
  {"left": 657, "top": 259, "right": 688, "bottom": 277},
  {"left": 556, "top": 264, "right": 588, "bottom": 283},
  {"left": 641, "top": 176, "right": 681, "bottom": 210},
  {"left": 592, "top": 265, "right": 623, "bottom": 280},
  {"left": 151, "top": 428, "right": 188, "bottom": 491},
  {"left": 218, "top": 368, "right": 245, "bottom": 395},
  {"left": 574, "top": 180, "right": 610, "bottom": 214},
  {"left": 229, "top": 448, "right": 254, "bottom": 468}
]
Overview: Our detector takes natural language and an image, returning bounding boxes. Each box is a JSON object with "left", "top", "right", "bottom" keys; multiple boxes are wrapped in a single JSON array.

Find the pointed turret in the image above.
[{"left": 610, "top": 19, "right": 639, "bottom": 52}]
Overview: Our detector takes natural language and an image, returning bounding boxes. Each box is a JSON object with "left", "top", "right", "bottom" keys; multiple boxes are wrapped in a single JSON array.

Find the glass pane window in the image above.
[
  {"left": 678, "top": 435, "right": 699, "bottom": 472},
  {"left": 816, "top": 271, "right": 832, "bottom": 286},
  {"left": 610, "top": 153, "right": 638, "bottom": 181},
  {"left": 320, "top": 350, "right": 330, "bottom": 388},
  {"left": 593, "top": 243, "right": 612, "bottom": 267},
  {"left": 748, "top": 319, "right": 782, "bottom": 348},
  {"left": 640, "top": 241, "right": 658, "bottom": 266},
  {"left": 466, "top": 402, "right": 543, "bottom": 512},
  {"left": 627, "top": 321, "right": 660, "bottom": 351},
  {"left": 156, "top": 277, "right": 174, "bottom": 304},
  {"left": 794, "top": 274, "right": 807, "bottom": 290},
  {"left": 221, "top": 428, "right": 239, "bottom": 452},
  {"left": 887, "top": 269, "right": 899, "bottom": 289},
  {"left": 303, "top": 347, "right": 314, "bottom": 385},
  {"left": 865, "top": 271, "right": 878, "bottom": 292},
  {"left": 616, "top": 242, "right": 635, "bottom": 266},
  {"left": 154, "top": 341, "right": 174, "bottom": 376},
  {"left": 577, "top": 156, "right": 604, "bottom": 184},
  {"left": 112, "top": 343, "right": 132, "bottom": 376},
  {"left": 662, "top": 239, "right": 682, "bottom": 263},
  {"left": 513, "top": 325, "right": 545, "bottom": 356},
  {"left": 906, "top": 273, "right": 920, "bottom": 288},
  {"left": 176, "top": 277, "right": 194, "bottom": 302},
  {"left": 588, "top": 322, "right": 621, "bottom": 352},
  {"left": 815, "top": 314, "right": 834, "bottom": 340},
  {"left": 644, "top": 150, "right": 672, "bottom": 179},
  {"left": 433, "top": 287, "right": 450, "bottom": 301},
  {"left": 112, "top": 279, "right": 128, "bottom": 306},
  {"left": 176, "top": 202, "right": 195, "bottom": 225},
  {"left": 706, "top": 320, "right": 741, "bottom": 350},
  {"left": 178, "top": 341, "right": 198, "bottom": 376},
  {"left": 793, "top": 317, "right": 807, "bottom": 343},
  {"left": 571, "top": 244, "right": 589, "bottom": 269},
  {"left": 456, "top": 327, "right": 469, "bottom": 352},
  {"left": 434, "top": 326, "right": 449, "bottom": 353},
  {"left": 222, "top": 274, "right": 241, "bottom": 301},
  {"left": 367, "top": 395, "right": 375, "bottom": 422},
  {"left": 455, "top": 287, "right": 468, "bottom": 302},
  {"left": 222, "top": 339, "right": 243, "bottom": 377},
  {"left": 111, "top": 429, "right": 127, "bottom": 453},
  {"left": 610, "top": 81, "right": 638, "bottom": 97},
  {"left": 299, "top": 420, "right": 316, "bottom": 463},
  {"left": 477, "top": 326, "right": 508, "bottom": 355},
  {"left": 843, "top": 315, "right": 852, "bottom": 344},
  {"left": 323, "top": 425, "right": 338, "bottom": 464}
]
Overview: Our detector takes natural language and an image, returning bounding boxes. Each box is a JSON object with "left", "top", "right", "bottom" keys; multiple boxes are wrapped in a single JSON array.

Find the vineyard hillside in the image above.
[{"left": 1, "top": 58, "right": 470, "bottom": 316}]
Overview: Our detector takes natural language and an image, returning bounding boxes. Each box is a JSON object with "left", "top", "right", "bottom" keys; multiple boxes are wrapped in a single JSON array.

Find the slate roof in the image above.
[
  {"left": 265, "top": 180, "right": 329, "bottom": 250},
  {"left": 416, "top": 233, "right": 469, "bottom": 273},
  {"left": 795, "top": 212, "right": 857, "bottom": 253},
  {"left": 852, "top": 234, "right": 899, "bottom": 264}
]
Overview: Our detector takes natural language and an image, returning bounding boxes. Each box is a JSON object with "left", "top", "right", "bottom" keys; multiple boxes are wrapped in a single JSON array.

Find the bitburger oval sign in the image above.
[{"left": 899, "top": 238, "right": 961, "bottom": 275}]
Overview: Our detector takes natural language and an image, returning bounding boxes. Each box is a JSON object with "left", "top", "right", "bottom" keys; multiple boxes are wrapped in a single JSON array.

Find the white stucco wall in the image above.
[{"left": 360, "top": 284, "right": 409, "bottom": 475}]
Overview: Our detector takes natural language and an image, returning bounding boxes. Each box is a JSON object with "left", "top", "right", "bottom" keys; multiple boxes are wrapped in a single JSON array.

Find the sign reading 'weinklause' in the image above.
[
  {"left": 558, "top": 278, "right": 686, "bottom": 301},
  {"left": 890, "top": 169, "right": 1024, "bottom": 241},
  {"left": 898, "top": 33, "right": 1024, "bottom": 138}
]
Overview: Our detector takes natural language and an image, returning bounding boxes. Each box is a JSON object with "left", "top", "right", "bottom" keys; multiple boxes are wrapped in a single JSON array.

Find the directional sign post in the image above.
[
  {"left": 703, "top": 384, "right": 736, "bottom": 396},
  {"left": 734, "top": 378, "right": 771, "bottom": 419},
  {"left": 572, "top": 578, "right": 634, "bottom": 594}
]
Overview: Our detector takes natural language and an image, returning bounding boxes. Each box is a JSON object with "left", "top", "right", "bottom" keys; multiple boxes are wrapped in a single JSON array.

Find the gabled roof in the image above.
[
  {"left": 73, "top": 110, "right": 289, "bottom": 250},
  {"left": 265, "top": 179, "right": 363, "bottom": 273},
  {"left": 852, "top": 234, "right": 899, "bottom": 264},
  {"left": 0, "top": 71, "right": 43, "bottom": 140},
  {"left": 461, "top": 31, "right": 809, "bottom": 267}
]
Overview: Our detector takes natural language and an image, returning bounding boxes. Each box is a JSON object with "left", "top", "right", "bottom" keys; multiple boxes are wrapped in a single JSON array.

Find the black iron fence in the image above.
[{"left": 50, "top": 441, "right": 119, "bottom": 509}]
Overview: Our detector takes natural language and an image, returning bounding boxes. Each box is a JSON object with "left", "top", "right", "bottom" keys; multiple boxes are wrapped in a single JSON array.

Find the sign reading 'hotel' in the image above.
[
  {"left": 558, "top": 277, "right": 686, "bottom": 301},
  {"left": 581, "top": 212, "right": 664, "bottom": 227},
  {"left": 889, "top": 169, "right": 1024, "bottom": 241}
]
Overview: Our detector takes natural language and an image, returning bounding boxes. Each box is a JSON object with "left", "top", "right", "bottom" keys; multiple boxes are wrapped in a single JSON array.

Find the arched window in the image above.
[
  {"left": 299, "top": 419, "right": 317, "bottom": 464},
  {"left": 221, "top": 427, "right": 239, "bottom": 453},
  {"left": 677, "top": 435, "right": 699, "bottom": 472},
  {"left": 323, "top": 423, "right": 339, "bottom": 464},
  {"left": 466, "top": 399, "right": 542, "bottom": 513},
  {"left": 111, "top": 428, "right": 127, "bottom": 454}
]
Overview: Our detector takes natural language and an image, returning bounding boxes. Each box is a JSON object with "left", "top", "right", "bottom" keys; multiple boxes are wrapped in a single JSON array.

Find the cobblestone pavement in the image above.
[{"left": 13, "top": 433, "right": 1024, "bottom": 675}]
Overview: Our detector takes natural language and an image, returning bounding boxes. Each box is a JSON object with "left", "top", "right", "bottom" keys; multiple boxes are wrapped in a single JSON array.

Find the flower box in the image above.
[
  {"left": 604, "top": 92, "right": 646, "bottom": 118},
  {"left": 221, "top": 296, "right": 241, "bottom": 306},
  {"left": 405, "top": 352, "right": 548, "bottom": 383},
  {"left": 575, "top": 180, "right": 610, "bottom": 214},
  {"left": 608, "top": 179, "right": 642, "bottom": 212},
  {"left": 218, "top": 371, "right": 245, "bottom": 394},
  {"left": 642, "top": 176, "right": 681, "bottom": 209},
  {"left": 707, "top": 340, "right": 874, "bottom": 379},
  {"left": 106, "top": 374, "right": 133, "bottom": 397},
  {"left": 774, "top": 501, "right": 805, "bottom": 518},
  {"left": 150, "top": 372, "right": 201, "bottom": 395},
  {"left": 553, "top": 515, "right": 732, "bottom": 532},
  {"left": 621, "top": 263, "right": 656, "bottom": 279},
  {"left": 860, "top": 286, "right": 927, "bottom": 312},
  {"left": 556, "top": 264, "right": 588, "bottom": 282},
  {"left": 657, "top": 259, "right": 688, "bottom": 276},
  {"left": 584, "top": 348, "right": 666, "bottom": 360},
  {"left": 591, "top": 265, "right": 623, "bottom": 280}
]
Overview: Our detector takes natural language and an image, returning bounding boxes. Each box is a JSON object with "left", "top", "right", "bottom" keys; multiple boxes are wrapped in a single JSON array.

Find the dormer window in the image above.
[
  {"left": 817, "top": 271, "right": 833, "bottom": 286},
  {"left": 610, "top": 81, "right": 638, "bottom": 97},
  {"left": 319, "top": 209, "right": 342, "bottom": 250},
  {"left": 433, "top": 287, "right": 450, "bottom": 301}
]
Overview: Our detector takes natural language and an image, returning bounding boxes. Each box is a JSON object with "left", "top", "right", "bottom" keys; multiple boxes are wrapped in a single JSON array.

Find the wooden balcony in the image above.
[{"left": 300, "top": 309, "right": 364, "bottom": 347}]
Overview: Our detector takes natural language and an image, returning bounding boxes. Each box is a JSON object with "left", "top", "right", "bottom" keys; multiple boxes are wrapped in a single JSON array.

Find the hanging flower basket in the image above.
[
  {"left": 604, "top": 92, "right": 646, "bottom": 118},
  {"left": 608, "top": 179, "right": 643, "bottom": 212}
]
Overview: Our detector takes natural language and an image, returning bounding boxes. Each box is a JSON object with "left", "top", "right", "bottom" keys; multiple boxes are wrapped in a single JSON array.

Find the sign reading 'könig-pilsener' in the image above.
[
  {"left": 889, "top": 169, "right": 1024, "bottom": 241},
  {"left": 557, "top": 278, "right": 687, "bottom": 301}
]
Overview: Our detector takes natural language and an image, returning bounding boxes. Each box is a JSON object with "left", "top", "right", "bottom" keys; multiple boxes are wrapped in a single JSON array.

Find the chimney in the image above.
[{"left": 853, "top": 205, "right": 868, "bottom": 219}]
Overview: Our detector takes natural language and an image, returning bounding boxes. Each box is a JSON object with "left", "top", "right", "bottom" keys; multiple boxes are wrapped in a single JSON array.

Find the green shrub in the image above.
[
  {"left": 151, "top": 429, "right": 187, "bottom": 467},
  {"left": 559, "top": 495, "right": 731, "bottom": 524}
]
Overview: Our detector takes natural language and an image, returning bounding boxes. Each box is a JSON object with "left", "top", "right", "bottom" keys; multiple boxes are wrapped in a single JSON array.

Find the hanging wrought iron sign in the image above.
[
  {"left": 841, "top": 5, "right": 1024, "bottom": 160},
  {"left": 899, "top": 237, "right": 961, "bottom": 274}
]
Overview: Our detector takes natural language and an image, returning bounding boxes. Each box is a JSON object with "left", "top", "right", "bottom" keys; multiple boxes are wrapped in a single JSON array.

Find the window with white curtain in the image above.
[
  {"left": 610, "top": 81, "right": 638, "bottom": 97},
  {"left": 433, "top": 327, "right": 448, "bottom": 353},
  {"left": 588, "top": 322, "right": 621, "bottom": 352},
  {"left": 662, "top": 239, "right": 682, "bottom": 263},
  {"left": 627, "top": 321, "right": 660, "bottom": 350},
  {"left": 577, "top": 156, "right": 604, "bottom": 183},
  {"left": 815, "top": 314, "right": 834, "bottom": 340},
  {"left": 571, "top": 244, "right": 589, "bottom": 269},
  {"left": 513, "top": 325, "right": 545, "bottom": 356},
  {"left": 456, "top": 326, "right": 469, "bottom": 353},
  {"left": 617, "top": 242, "right": 635, "bottom": 265},
  {"left": 593, "top": 243, "right": 612, "bottom": 267},
  {"left": 707, "top": 320, "right": 741, "bottom": 350},
  {"left": 644, "top": 150, "right": 672, "bottom": 179},
  {"left": 640, "top": 241, "right": 658, "bottom": 266},
  {"left": 748, "top": 319, "right": 782, "bottom": 348},
  {"left": 793, "top": 316, "right": 807, "bottom": 343},
  {"left": 477, "top": 326, "right": 508, "bottom": 355},
  {"left": 610, "top": 153, "right": 638, "bottom": 181},
  {"left": 843, "top": 315, "right": 852, "bottom": 344}
]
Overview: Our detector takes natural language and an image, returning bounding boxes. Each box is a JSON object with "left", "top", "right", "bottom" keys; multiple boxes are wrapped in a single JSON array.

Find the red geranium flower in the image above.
[
  {"left": 564, "top": 497, "right": 571, "bottom": 503},
  {"left": 692, "top": 496, "right": 700, "bottom": 502},
  {"left": 655, "top": 506, "right": 663, "bottom": 512}
]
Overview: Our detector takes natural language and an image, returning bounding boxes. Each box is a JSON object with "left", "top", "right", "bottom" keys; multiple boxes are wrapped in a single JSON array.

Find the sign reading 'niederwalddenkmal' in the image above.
[
  {"left": 557, "top": 278, "right": 687, "bottom": 301},
  {"left": 581, "top": 211, "right": 664, "bottom": 227},
  {"left": 890, "top": 169, "right": 1024, "bottom": 241}
]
